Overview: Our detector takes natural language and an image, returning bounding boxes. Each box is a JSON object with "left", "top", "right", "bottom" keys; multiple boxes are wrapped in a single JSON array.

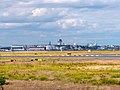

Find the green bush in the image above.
[{"left": 0, "top": 76, "right": 5, "bottom": 85}]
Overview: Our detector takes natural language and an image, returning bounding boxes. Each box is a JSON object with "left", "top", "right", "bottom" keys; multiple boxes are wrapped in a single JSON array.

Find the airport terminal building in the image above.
[{"left": 0, "top": 39, "right": 120, "bottom": 51}]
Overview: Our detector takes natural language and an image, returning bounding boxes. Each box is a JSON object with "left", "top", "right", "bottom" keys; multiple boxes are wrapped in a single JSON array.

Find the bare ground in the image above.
[{"left": 3, "top": 80, "right": 120, "bottom": 90}]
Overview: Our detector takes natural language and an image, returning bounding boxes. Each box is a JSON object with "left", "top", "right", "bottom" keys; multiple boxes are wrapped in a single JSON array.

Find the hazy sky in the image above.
[{"left": 0, "top": 0, "right": 120, "bottom": 46}]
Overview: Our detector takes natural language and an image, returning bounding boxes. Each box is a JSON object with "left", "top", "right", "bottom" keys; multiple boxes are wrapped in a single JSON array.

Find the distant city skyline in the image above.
[{"left": 0, "top": 0, "right": 120, "bottom": 46}]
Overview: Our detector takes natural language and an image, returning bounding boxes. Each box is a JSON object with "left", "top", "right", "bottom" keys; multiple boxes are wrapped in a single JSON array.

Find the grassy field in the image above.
[
  {"left": 0, "top": 51, "right": 120, "bottom": 90},
  {"left": 0, "top": 59, "right": 120, "bottom": 85},
  {"left": 0, "top": 50, "right": 120, "bottom": 56}
]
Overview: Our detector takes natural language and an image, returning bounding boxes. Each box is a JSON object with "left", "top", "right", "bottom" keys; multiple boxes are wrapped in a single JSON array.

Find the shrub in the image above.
[
  {"left": 0, "top": 75, "right": 6, "bottom": 90},
  {"left": 0, "top": 76, "right": 5, "bottom": 85}
]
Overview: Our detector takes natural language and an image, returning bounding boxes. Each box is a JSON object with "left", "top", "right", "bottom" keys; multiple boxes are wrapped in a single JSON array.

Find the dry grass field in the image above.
[
  {"left": 0, "top": 51, "right": 120, "bottom": 90},
  {"left": 3, "top": 80, "right": 120, "bottom": 90},
  {"left": 0, "top": 59, "right": 119, "bottom": 90},
  {"left": 0, "top": 50, "right": 120, "bottom": 56}
]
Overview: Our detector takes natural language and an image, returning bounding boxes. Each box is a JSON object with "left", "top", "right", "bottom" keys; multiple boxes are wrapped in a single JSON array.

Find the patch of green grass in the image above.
[
  {"left": 92, "top": 78, "right": 120, "bottom": 85},
  {"left": 111, "top": 74, "right": 120, "bottom": 78},
  {"left": 28, "top": 75, "right": 36, "bottom": 80},
  {"left": 67, "top": 73, "right": 93, "bottom": 84},
  {"left": 54, "top": 74, "right": 66, "bottom": 80},
  {"left": 100, "top": 78, "right": 120, "bottom": 85},
  {"left": 38, "top": 75, "right": 48, "bottom": 81}
]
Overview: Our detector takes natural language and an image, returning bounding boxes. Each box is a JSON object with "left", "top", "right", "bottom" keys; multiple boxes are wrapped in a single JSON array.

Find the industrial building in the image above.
[{"left": 0, "top": 39, "right": 120, "bottom": 51}]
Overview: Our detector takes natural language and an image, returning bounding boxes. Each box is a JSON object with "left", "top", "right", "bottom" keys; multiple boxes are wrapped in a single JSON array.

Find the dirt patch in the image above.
[
  {"left": 84, "top": 65, "right": 120, "bottom": 70},
  {"left": 3, "top": 80, "right": 120, "bottom": 90}
]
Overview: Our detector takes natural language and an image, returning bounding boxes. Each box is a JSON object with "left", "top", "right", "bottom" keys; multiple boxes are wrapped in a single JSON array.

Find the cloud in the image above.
[
  {"left": 32, "top": 8, "right": 48, "bottom": 17},
  {"left": 57, "top": 18, "right": 85, "bottom": 29},
  {"left": 43, "top": 0, "right": 80, "bottom": 3},
  {"left": 0, "top": 0, "right": 120, "bottom": 45},
  {"left": 0, "top": 23, "right": 32, "bottom": 28},
  {"left": 2, "top": 12, "right": 9, "bottom": 17},
  {"left": 92, "top": 23, "right": 98, "bottom": 28}
]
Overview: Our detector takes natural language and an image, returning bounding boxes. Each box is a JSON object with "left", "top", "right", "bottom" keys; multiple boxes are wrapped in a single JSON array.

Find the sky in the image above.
[{"left": 0, "top": 0, "right": 120, "bottom": 46}]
